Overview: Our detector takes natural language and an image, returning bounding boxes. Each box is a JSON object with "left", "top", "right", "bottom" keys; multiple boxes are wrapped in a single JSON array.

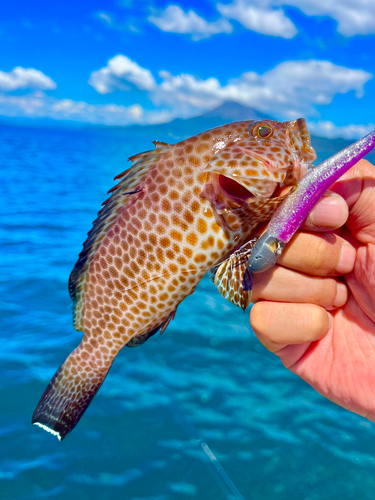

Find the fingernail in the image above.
[
  {"left": 337, "top": 242, "right": 356, "bottom": 274},
  {"left": 333, "top": 282, "right": 348, "bottom": 308},
  {"left": 309, "top": 194, "right": 348, "bottom": 229}
]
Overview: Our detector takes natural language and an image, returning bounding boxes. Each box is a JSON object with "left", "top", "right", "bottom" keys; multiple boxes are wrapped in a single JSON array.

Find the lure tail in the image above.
[{"left": 32, "top": 346, "right": 112, "bottom": 441}]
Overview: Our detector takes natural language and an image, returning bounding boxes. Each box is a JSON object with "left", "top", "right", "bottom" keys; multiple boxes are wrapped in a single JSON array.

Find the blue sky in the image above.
[{"left": 1, "top": 0, "right": 374, "bottom": 138}]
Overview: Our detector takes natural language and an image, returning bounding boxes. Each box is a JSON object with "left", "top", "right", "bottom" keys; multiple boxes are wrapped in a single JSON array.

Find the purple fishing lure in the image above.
[{"left": 248, "top": 129, "right": 375, "bottom": 273}]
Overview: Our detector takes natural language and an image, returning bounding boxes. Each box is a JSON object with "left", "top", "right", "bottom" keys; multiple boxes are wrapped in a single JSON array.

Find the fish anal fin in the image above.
[
  {"left": 126, "top": 308, "right": 177, "bottom": 347},
  {"left": 160, "top": 309, "right": 176, "bottom": 334},
  {"left": 126, "top": 327, "right": 159, "bottom": 347}
]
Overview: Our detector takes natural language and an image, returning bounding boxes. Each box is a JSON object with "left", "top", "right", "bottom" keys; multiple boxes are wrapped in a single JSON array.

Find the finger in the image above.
[
  {"left": 250, "top": 302, "right": 331, "bottom": 353},
  {"left": 341, "top": 227, "right": 375, "bottom": 324},
  {"left": 331, "top": 159, "right": 371, "bottom": 209},
  {"left": 252, "top": 265, "right": 348, "bottom": 310},
  {"left": 335, "top": 160, "right": 375, "bottom": 243},
  {"left": 301, "top": 191, "right": 348, "bottom": 231},
  {"left": 277, "top": 231, "right": 356, "bottom": 276}
]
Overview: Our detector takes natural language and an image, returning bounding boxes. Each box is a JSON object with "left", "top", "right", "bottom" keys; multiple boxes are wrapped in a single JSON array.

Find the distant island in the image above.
[
  {"left": 0, "top": 101, "right": 372, "bottom": 158},
  {"left": 118, "top": 102, "right": 366, "bottom": 157},
  {"left": 118, "top": 102, "right": 274, "bottom": 140}
]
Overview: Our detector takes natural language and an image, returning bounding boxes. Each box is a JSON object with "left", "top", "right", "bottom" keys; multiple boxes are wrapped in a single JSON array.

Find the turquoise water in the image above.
[{"left": 2, "top": 123, "right": 375, "bottom": 500}]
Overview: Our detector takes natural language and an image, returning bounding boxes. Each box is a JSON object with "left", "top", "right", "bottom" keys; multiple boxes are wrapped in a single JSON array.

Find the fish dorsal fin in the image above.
[
  {"left": 210, "top": 240, "right": 257, "bottom": 311},
  {"left": 69, "top": 141, "right": 170, "bottom": 331}
]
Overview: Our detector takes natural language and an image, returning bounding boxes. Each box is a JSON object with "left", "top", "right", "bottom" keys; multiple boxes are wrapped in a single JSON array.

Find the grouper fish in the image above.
[{"left": 32, "top": 119, "right": 316, "bottom": 440}]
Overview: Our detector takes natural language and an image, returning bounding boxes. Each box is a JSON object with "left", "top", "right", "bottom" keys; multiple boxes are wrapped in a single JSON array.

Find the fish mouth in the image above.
[
  {"left": 218, "top": 174, "right": 256, "bottom": 201},
  {"left": 201, "top": 173, "right": 257, "bottom": 214},
  {"left": 211, "top": 172, "right": 278, "bottom": 210},
  {"left": 204, "top": 147, "right": 280, "bottom": 200}
]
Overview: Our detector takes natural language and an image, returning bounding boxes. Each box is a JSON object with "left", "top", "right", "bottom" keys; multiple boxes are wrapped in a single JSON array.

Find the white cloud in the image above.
[
  {"left": 98, "top": 12, "right": 112, "bottom": 25},
  {"left": 87, "top": 56, "right": 372, "bottom": 125},
  {"left": 261, "top": 59, "right": 371, "bottom": 101},
  {"left": 127, "top": 103, "right": 143, "bottom": 119},
  {"left": 148, "top": 5, "right": 232, "bottom": 40},
  {"left": 0, "top": 92, "right": 172, "bottom": 126},
  {"left": 278, "top": 0, "right": 375, "bottom": 36},
  {"left": 152, "top": 60, "right": 372, "bottom": 118},
  {"left": 1, "top": 58, "right": 372, "bottom": 137},
  {"left": 88, "top": 55, "right": 156, "bottom": 94},
  {"left": 0, "top": 67, "right": 56, "bottom": 91},
  {"left": 98, "top": 0, "right": 375, "bottom": 40},
  {"left": 217, "top": 0, "right": 297, "bottom": 38},
  {"left": 220, "top": 0, "right": 375, "bottom": 37},
  {"left": 308, "top": 120, "right": 375, "bottom": 140},
  {"left": 153, "top": 71, "right": 223, "bottom": 114}
]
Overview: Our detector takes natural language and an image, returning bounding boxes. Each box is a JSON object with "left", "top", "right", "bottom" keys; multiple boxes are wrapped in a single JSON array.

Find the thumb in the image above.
[{"left": 332, "top": 159, "right": 375, "bottom": 243}]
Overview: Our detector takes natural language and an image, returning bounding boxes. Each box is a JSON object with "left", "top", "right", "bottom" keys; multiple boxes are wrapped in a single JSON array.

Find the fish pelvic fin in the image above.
[{"left": 32, "top": 346, "right": 112, "bottom": 441}]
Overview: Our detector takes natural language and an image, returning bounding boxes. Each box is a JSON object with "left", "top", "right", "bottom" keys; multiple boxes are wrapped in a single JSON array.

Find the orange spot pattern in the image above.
[{"left": 55, "top": 119, "right": 316, "bottom": 422}]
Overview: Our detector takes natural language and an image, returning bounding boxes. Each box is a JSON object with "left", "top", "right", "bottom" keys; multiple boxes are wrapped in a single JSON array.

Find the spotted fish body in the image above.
[{"left": 32, "top": 119, "right": 316, "bottom": 440}]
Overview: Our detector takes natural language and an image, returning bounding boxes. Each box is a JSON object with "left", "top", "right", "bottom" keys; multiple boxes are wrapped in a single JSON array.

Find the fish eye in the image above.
[{"left": 251, "top": 123, "right": 273, "bottom": 139}]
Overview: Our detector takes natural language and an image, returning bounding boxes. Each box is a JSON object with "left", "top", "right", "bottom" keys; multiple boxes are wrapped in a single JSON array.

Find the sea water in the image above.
[{"left": 1, "top": 123, "right": 375, "bottom": 500}]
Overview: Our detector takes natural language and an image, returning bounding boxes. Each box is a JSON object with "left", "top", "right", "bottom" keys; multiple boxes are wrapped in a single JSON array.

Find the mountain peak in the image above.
[{"left": 199, "top": 102, "right": 273, "bottom": 121}]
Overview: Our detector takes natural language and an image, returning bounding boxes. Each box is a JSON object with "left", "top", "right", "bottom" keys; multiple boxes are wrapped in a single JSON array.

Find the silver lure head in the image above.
[{"left": 247, "top": 232, "right": 285, "bottom": 273}]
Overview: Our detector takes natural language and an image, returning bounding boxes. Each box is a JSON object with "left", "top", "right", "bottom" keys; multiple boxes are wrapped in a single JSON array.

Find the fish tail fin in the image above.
[{"left": 32, "top": 345, "right": 112, "bottom": 441}]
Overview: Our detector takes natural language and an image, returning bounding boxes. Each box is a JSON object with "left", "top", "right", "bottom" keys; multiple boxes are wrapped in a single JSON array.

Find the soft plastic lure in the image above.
[{"left": 247, "top": 130, "right": 375, "bottom": 273}]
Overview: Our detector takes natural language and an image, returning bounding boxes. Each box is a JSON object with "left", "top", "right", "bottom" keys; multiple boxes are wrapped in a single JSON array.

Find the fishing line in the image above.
[{"left": 139, "top": 350, "right": 247, "bottom": 500}]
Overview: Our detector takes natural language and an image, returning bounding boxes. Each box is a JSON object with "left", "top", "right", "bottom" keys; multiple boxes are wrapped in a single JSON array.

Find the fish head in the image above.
[{"left": 203, "top": 118, "right": 317, "bottom": 208}]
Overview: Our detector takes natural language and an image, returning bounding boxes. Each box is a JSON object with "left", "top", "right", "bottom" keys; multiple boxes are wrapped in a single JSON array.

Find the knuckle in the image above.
[
  {"left": 309, "top": 238, "right": 326, "bottom": 271},
  {"left": 310, "top": 278, "right": 338, "bottom": 308},
  {"left": 309, "top": 234, "right": 342, "bottom": 275},
  {"left": 251, "top": 267, "right": 275, "bottom": 301}
]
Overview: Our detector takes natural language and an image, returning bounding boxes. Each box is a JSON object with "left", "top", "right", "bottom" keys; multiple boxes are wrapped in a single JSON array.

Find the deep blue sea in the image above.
[{"left": 2, "top": 123, "right": 375, "bottom": 500}]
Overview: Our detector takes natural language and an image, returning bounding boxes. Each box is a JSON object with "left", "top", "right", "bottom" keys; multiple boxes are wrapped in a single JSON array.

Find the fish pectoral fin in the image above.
[{"left": 210, "top": 240, "right": 257, "bottom": 311}]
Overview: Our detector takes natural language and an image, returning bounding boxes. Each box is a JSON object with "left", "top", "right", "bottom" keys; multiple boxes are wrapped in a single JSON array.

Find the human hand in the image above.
[{"left": 250, "top": 159, "right": 375, "bottom": 421}]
